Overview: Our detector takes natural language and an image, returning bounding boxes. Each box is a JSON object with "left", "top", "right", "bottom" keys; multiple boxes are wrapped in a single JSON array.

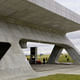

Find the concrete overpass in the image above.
[{"left": 0, "top": 0, "right": 80, "bottom": 80}]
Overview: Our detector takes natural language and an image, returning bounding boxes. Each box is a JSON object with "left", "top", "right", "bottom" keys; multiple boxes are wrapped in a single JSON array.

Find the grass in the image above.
[
  {"left": 26, "top": 54, "right": 74, "bottom": 63},
  {"left": 58, "top": 54, "right": 74, "bottom": 63},
  {"left": 28, "top": 74, "right": 80, "bottom": 80}
]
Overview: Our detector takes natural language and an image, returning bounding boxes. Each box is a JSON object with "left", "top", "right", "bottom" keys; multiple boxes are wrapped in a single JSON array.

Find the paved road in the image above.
[
  {"left": 31, "top": 64, "right": 76, "bottom": 72},
  {"left": 27, "top": 64, "right": 80, "bottom": 79},
  {"left": 11, "top": 64, "right": 80, "bottom": 80}
]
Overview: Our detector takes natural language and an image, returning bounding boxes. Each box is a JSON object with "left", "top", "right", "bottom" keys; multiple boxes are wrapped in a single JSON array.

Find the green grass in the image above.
[
  {"left": 27, "top": 54, "right": 50, "bottom": 63},
  {"left": 28, "top": 74, "right": 80, "bottom": 80},
  {"left": 26, "top": 54, "right": 74, "bottom": 63},
  {"left": 58, "top": 54, "right": 74, "bottom": 63}
]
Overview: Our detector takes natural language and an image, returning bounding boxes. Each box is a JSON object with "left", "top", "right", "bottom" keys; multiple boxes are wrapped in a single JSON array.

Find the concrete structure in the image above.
[
  {"left": 48, "top": 45, "right": 63, "bottom": 64},
  {"left": 0, "top": 0, "right": 80, "bottom": 80}
]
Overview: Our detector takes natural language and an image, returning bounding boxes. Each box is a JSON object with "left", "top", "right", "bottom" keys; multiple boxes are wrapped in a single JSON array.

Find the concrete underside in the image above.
[
  {"left": 0, "top": 0, "right": 80, "bottom": 33},
  {"left": 0, "top": 0, "right": 80, "bottom": 80}
]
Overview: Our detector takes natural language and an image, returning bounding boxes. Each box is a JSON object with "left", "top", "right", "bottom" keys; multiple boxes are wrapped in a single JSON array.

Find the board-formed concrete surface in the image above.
[{"left": 0, "top": 0, "right": 80, "bottom": 80}]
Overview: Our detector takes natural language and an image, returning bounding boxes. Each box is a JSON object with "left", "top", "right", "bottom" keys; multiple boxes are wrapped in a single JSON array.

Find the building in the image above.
[{"left": 0, "top": 0, "right": 80, "bottom": 80}]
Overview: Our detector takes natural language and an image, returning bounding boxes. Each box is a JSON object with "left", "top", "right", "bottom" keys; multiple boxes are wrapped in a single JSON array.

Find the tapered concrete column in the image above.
[
  {"left": 48, "top": 45, "right": 63, "bottom": 64},
  {"left": 0, "top": 40, "right": 34, "bottom": 80},
  {"left": 65, "top": 46, "right": 80, "bottom": 64}
]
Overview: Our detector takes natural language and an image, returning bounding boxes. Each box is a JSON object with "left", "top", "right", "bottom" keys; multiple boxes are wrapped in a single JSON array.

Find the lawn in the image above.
[
  {"left": 28, "top": 74, "right": 80, "bottom": 80},
  {"left": 58, "top": 54, "right": 74, "bottom": 63},
  {"left": 26, "top": 54, "right": 74, "bottom": 63}
]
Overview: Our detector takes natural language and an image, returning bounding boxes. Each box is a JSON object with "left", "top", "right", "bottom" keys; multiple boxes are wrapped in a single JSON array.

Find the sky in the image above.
[
  {"left": 56, "top": 0, "right": 80, "bottom": 15},
  {"left": 23, "top": 0, "right": 80, "bottom": 55}
]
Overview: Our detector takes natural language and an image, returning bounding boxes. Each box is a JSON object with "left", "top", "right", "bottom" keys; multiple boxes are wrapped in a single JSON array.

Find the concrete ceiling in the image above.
[{"left": 0, "top": 0, "right": 80, "bottom": 33}]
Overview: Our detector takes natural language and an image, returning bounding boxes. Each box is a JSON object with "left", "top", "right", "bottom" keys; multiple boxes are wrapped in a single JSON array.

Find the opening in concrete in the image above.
[
  {"left": 22, "top": 41, "right": 54, "bottom": 65},
  {"left": 57, "top": 49, "right": 74, "bottom": 64},
  {"left": 48, "top": 45, "right": 74, "bottom": 65},
  {"left": 21, "top": 41, "right": 75, "bottom": 65},
  {"left": 20, "top": 40, "right": 75, "bottom": 72},
  {"left": 0, "top": 42, "right": 11, "bottom": 60}
]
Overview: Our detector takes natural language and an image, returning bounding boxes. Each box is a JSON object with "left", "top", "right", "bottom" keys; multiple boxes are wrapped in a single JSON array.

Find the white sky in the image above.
[
  {"left": 23, "top": 0, "right": 80, "bottom": 55},
  {"left": 56, "top": 0, "right": 80, "bottom": 15}
]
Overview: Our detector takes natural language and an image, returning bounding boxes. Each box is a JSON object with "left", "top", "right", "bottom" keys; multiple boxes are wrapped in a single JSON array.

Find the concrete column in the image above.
[
  {"left": 0, "top": 40, "right": 35, "bottom": 80},
  {"left": 30, "top": 47, "right": 37, "bottom": 64},
  {"left": 65, "top": 46, "right": 80, "bottom": 64},
  {"left": 48, "top": 45, "right": 63, "bottom": 64}
]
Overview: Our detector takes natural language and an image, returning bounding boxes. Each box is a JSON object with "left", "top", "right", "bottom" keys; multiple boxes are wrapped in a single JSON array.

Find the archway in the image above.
[{"left": 19, "top": 39, "right": 78, "bottom": 72}]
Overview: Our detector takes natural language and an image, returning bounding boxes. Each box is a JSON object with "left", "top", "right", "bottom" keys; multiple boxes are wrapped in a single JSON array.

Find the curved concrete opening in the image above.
[
  {"left": 0, "top": 42, "right": 11, "bottom": 60},
  {"left": 48, "top": 45, "right": 74, "bottom": 64},
  {"left": 56, "top": 49, "right": 74, "bottom": 64},
  {"left": 19, "top": 39, "right": 75, "bottom": 72}
]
